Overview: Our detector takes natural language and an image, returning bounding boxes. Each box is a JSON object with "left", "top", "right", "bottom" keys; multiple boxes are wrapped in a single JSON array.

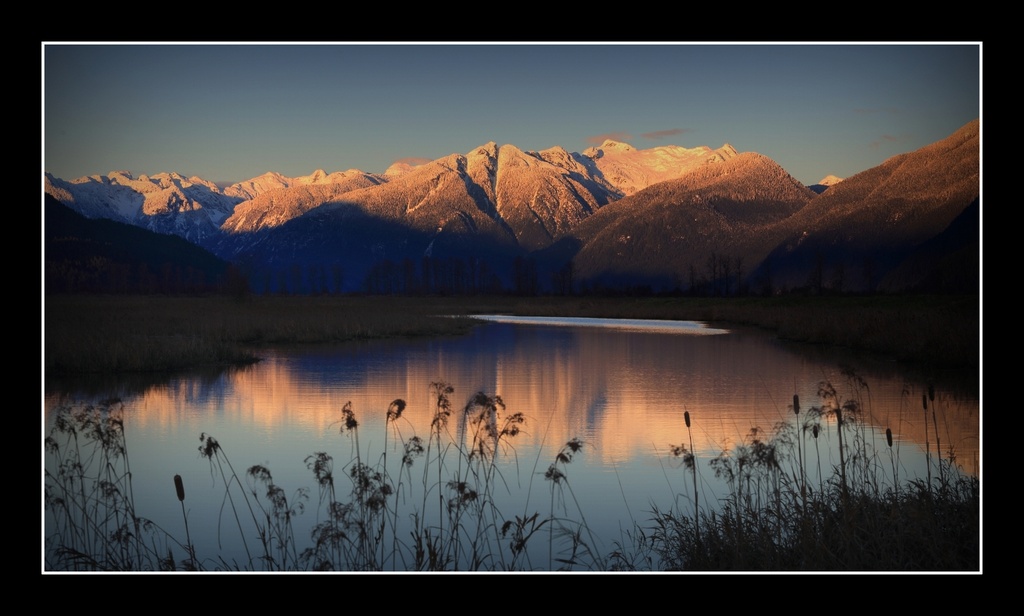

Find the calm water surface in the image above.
[{"left": 44, "top": 316, "right": 979, "bottom": 569}]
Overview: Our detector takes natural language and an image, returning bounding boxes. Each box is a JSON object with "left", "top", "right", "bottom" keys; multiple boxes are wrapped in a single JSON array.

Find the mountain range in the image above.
[{"left": 44, "top": 119, "right": 980, "bottom": 295}]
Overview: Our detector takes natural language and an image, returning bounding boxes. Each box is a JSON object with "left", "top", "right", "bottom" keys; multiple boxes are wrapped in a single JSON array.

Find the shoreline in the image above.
[{"left": 44, "top": 293, "right": 980, "bottom": 376}]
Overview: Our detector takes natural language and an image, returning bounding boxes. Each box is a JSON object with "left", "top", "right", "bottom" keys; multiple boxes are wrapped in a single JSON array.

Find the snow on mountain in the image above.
[
  {"left": 213, "top": 139, "right": 621, "bottom": 266},
  {"left": 807, "top": 174, "right": 845, "bottom": 194},
  {"left": 291, "top": 141, "right": 617, "bottom": 251},
  {"left": 383, "top": 161, "right": 421, "bottom": 177},
  {"left": 220, "top": 171, "right": 386, "bottom": 234},
  {"left": 581, "top": 140, "right": 739, "bottom": 196},
  {"left": 336, "top": 143, "right": 513, "bottom": 241},
  {"left": 569, "top": 150, "right": 816, "bottom": 288},
  {"left": 493, "top": 143, "right": 616, "bottom": 250},
  {"left": 45, "top": 138, "right": 753, "bottom": 248},
  {"left": 582, "top": 139, "right": 637, "bottom": 157},
  {"left": 45, "top": 172, "right": 145, "bottom": 222},
  {"left": 222, "top": 171, "right": 292, "bottom": 200},
  {"left": 45, "top": 170, "right": 243, "bottom": 245},
  {"left": 222, "top": 168, "right": 383, "bottom": 201},
  {"left": 43, "top": 121, "right": 980, "bottom": 295}
]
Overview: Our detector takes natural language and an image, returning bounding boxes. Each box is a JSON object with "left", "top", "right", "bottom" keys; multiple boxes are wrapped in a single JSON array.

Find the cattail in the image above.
[
  {"left": 886, "top": 428, "right": 893, "bottom": 448},
  {"left": 793, "top": 394, "right": 800, "bottom": 415},
  {"left": 922, "top": 393, "right": 928, "bottom": 410},
  {"left": 812, "top": 425, "right": 819, "bottom": 438},
  {"left": 174, "top": 473, "right": 194, "bottom": 567},
  {"left": 682, "top": 409, "right": 698, "bottom": 542},
  {"left": 928, "top": 384, "right": 935, "bottom": 402}
]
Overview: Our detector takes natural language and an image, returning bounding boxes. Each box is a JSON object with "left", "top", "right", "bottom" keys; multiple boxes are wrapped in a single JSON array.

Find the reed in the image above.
[
  {"left": 44, "top": 378, "right": 979, "bottom": 571},
  {"left": 544, "top": 437, "right": 604, "bottom": 570},
  {"left": 793, "top": 394, "right": 807, "bottom": 511},
  {"left": 648, "top": 378, "right": 978, "bottom": 571},
  {"left": 45, "top": 399, "right": 186, "bottom": 570},
  {"left": 923, "top": 393, "right": 932, "bottom": 493},
  {"left": 670, "top": 410, "right": 701, "bottom": 544}
]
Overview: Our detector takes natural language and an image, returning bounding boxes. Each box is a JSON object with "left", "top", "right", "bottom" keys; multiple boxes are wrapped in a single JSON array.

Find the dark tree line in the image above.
[
  {"left": 363, "top": 256, "right": 505, "bottom": 295},
  {"left": 45, "top": 256, "right": 226, "bottom": 295},
  {"left": 683, "top": 252, "right": 746, "bottom": 297}
]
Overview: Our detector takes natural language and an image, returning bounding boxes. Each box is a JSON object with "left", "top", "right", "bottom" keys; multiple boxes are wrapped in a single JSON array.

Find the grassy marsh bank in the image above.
[
  {"left": 485, "top": 294, "right": 980, "bottom": 369},
  {"left": 44, "top": 295, "right": 481, "bottom": 375},
  {"left": 44, "top": 293, "right": 979, "bottom": 376}
]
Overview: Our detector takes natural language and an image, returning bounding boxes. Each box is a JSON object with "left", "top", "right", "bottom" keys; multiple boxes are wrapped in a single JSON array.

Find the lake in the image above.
[{"left": 43, "top": 315, "right": 980, "bottom": 571}]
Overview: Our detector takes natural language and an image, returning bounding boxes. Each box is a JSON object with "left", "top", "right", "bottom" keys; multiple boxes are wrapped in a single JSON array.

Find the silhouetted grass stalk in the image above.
[
  {"left": 684, "top": 410, "right": 699, "bottom": 542},
  {"left": 45, "top": 400, "right": 183, "bottom": 570},
  {"left": 198, "top": 433, "right": 260, "bottom": 566},
  {"left": 648, "top": 376, "right": 977, "bottom": 570},
  {"left": 793, "top": 394, "right": 807, "bottom": 512},
  {"left": 381, "top": 398, "right": 406, "bottom": 570},
  {"left": 46, "top": 377, "right": 978, "bottom": 571},
  {"left": 923, "top": 393, "right": 932, "bottom": 493},
  {"left": 173, "top": 474, "right": 195, "bottom": 569}
]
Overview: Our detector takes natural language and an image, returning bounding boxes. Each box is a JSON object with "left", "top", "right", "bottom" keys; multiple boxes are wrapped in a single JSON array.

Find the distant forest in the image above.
[
  {"left": 44, "top": 191, "right": 977, "bottom": 299},
  {"left": 44, "top": 195, "right": 241, "bottom": 295}
]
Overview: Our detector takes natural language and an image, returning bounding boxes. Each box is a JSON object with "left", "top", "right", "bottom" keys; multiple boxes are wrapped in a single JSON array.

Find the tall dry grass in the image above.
[
  {"left": 44, "top": 376, "right": 979, "bottom": 571},
  {"left": 45, "top": 295, "right": 481, "bottom": 375},
  {"left": 647, "top": 372, "right": 979, "bottom": 571}
]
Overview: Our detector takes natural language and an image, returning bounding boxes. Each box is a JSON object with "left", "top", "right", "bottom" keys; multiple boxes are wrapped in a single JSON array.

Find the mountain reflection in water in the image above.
[{"left": 44, "top": 317, "right": 979, "bottom": 568}]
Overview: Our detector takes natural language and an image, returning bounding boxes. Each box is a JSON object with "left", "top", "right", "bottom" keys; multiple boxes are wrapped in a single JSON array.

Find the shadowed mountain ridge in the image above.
[{"left": 45, "top": 120, "right": 980, "bottom": 294}]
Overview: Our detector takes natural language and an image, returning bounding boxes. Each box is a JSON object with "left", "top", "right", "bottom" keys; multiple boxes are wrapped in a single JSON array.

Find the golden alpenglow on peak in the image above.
[
  {"left": 716, "top": 144, "right": 738, "bottom": 158},
  {"left": 601, "top": 140, "right": 636, "bottom": 152}
]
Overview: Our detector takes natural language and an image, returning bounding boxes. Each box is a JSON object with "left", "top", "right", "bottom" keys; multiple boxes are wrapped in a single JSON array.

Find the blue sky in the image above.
[{"left": 43, "top": 42, "right": 980, "bottom": 187}]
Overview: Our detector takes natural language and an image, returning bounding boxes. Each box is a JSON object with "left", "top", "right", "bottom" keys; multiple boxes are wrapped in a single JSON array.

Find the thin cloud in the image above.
[
  {"left": 641, "top": 128, "right": 690, "bottom": 141},
  {"left": 586, "top": 132, "right": 632, "bottom": 146}
]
